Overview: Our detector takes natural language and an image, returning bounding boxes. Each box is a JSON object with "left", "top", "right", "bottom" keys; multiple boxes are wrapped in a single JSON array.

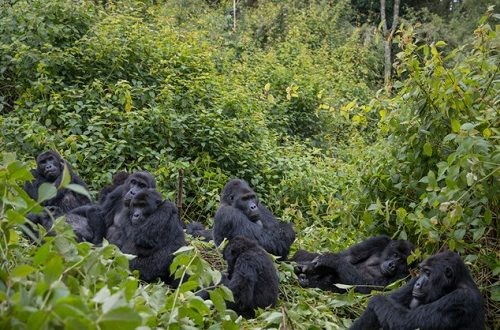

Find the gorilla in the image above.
[
  {"left": 67, "top": 171, "right": 156, "bottom": 245},
  {"left": 103, "top": 171, "right": 156, "bottom": 247},
  {"left": 295, "top": 236, "right": 414, "bottom": 293},
  {"left": 221, "top": 236, "right": 279, "bottom": 318},
  {"left": 213, "top": 179, "right": 295, "bottom": 260},
  {"left": 350, "top": 251, "right": 485, "bottom": 330},
  {"left": 24, "top": 151, "right": 91, "bottom": 212},
  {"left": 23, "top": 205, "right": 63, "bottom": 239},
  {"left": 97, "top": 171, "right": 129, "bottom": 203},
  {"left": 119, "top": 188, "right": 186, "bottom": 284}
]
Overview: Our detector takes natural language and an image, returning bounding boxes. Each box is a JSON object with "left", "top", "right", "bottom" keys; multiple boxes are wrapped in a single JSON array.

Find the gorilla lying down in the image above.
[{"left": 293, "top": 235, "right": 414, "bottom": 293}]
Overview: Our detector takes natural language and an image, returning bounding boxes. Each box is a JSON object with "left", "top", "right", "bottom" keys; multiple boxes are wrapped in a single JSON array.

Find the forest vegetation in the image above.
[{"left": 0, "top": 0, "right": 498, "bottom": 328}]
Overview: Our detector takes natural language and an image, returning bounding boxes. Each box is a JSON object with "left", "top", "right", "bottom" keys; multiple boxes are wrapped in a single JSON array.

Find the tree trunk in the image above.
[{"left": 380, "top": 0, "right": 401, "bottom": 94}]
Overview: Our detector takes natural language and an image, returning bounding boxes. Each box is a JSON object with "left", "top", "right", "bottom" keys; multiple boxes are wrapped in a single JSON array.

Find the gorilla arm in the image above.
[
  {"left": 369, "top": 282, "right": 479, "bottom": 330},
  {"left": 213, "top": 205, "right": 262, "bottom": 245}
]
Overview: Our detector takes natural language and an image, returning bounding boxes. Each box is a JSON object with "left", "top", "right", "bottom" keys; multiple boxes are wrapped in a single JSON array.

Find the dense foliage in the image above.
[{"left": 1, "top": 0, "right": 498, "bottom": 328}]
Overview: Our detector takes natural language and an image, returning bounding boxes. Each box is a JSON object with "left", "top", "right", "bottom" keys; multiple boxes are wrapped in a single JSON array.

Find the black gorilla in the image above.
[
  {"left": 67, "top": 171, "right": 156, "bottom": 245},
  {"left": 186, "top": 221, "right": 213, "bottom": 241},
  {"left": 295, "top": 236, "right": 414, "bottom": 293},
  {"left": 104, "top": 171, "right": 156, "bottom": 247},
  {"left": 24, "top": 151, "right": 91, "bottom": 212},
  {"left": 23, "top": 205, "right": 63, "bottom": 239},
  {"left": 213, "top": 179, "right": 295, "bottom": 260},
  {"left": 97, "top": 171, "right": 129, "bottom": 203},
  {"left": 119, "top": 188, "right": 186, "bottom": 284},
  {"left": 351, "top": 251, "right": 485, "bottom": 330},
  {"left": 221, "top": 236, "right": 279, "bottom": 318}
]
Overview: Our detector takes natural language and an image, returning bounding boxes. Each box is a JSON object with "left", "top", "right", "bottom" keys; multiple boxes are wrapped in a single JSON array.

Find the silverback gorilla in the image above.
[
  {"left": 294, "top": 235, "right": 414, "bottom": 293},
  {"left": 350, "top": 251, "right": 484, "bottom": 330},
  {"left": 24, "top": 151, "right": 91, "bottom": 212},
  {"left": 222, "top": 236, "right": 279, "bottom": 318},
  {"left": 213, "top": 179, "right": 295, "bottom": 260},
  {"left": 120, "top": 188, "right": 186, "bottom": 284}
]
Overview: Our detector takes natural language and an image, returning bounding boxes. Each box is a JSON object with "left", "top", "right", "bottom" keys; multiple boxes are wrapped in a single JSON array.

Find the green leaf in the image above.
[
  {"left": 59, "top": 164, "right": 71, "bottom": 188},
  {"left": 38, "top": 183, "right": 57, "bottom": 203},
  {"left": 11, "top": 264, "right": 36, "bottom": 278},
  {"left": 451, "top": 119, "right": 460, "bottom": 133},
  {"left": 264, "top": 311, "right": 283, "bottom": 324},
  {"left": 44, "top": 255, "right": 64, "bottom": 284},
  {"left": 491, "top": 285, "right": 500, "bottom": 302},
  {"left": 179, "top": 280, "right": 199, "bottom": 293},
  {"left": 210, "top": 288, "right": 229, "bottom": 313},
  {"left": 423, "top": 142, "right": 432, "bottom": 157},
  {"left": 483, "top": 128, "right": 492, "bottom": 138},
  {"left": 98, "top": 307, "right": 142, "bottom": 330},
  {"left": 66, "top": 184, "right": 92, "bottom": 200},
  {"left": 6, "top": 209, "right": 26, "bottom": 225}
]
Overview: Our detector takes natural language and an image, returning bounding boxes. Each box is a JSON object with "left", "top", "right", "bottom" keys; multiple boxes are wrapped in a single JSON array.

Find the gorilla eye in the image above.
[
  {"left": 229, "top": 195, "right": 234, "bottom": 201},
  {"left": 393, "top": 253, "right": 399, "bottom": 258},
  {"left": 131, "top": 179, "right": 137, "bottom": 184}
]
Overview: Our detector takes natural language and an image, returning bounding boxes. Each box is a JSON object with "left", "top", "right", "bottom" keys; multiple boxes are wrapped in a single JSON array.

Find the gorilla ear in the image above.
[{"left": 445, "top": 266, "right": 453, "bottom": 278}]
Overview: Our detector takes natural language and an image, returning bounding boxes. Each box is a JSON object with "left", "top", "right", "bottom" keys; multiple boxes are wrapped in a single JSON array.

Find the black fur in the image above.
[
  {"left": 186, "top": 221, "right": 213, "bottom": 242},
  {"left": 119, "top": 188, "right": 186, "bottom": 284},
  {"left": 213, "top": 179, "right": 295, "bottom": 260},
  {"left": 351, "top": 251, "right": 485, "bottom": 330},
  {"left": 24, "top": 150, "right": 90, "bottom": 212},
  {"left": 222, "top": 236, "right": 279, "bottom": 318},
  {"left": 296, "top": 236, "right": 414, "bottom": 293}
]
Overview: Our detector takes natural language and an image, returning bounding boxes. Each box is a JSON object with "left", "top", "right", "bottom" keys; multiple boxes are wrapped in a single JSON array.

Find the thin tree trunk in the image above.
[{"left": 380, "top": 0, "right": 400, "bottom": 94}]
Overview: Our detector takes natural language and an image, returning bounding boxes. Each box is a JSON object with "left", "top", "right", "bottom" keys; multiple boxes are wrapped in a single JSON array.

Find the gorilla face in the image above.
[
  {"left": 122, "top": 172, "right": 156, "bottom": 206},
  {"left": 37, "top": 151, "right": 63, "bottom": 181},
  {"left": 379, "top": 240, "right": 413, "bottom": 277},
  {"left": 411, "top": 252, "right": 456, "bottom": 308},
  {"left": 129, "top": 189, "right": 163, "bottom": 225},
  {"left": 222, "top": 179, "right": 260, "bottom": 222}
]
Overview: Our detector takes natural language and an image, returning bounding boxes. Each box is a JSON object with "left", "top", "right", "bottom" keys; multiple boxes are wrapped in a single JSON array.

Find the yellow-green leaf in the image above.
[
  {"left": 423, "top": 142, "right": 433, "bottom": 157},
  {"left": 451, "top": 119, "right": 460, "bottom": 133}
]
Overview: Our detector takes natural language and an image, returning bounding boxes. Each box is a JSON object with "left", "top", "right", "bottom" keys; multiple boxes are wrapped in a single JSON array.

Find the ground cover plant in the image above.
[{"left": 0, "top": 0, "right": 498, "bottom": 328}]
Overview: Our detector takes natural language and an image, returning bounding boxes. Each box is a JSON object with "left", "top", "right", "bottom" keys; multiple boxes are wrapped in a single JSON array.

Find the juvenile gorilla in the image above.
[
  {"left": 103, "top": 171, "right": 156, "bottom": 246},
  {"left": 97, "top": 171, "right": 129, "bottom": 203},
  {"left": 295, "top": 235, "right": 414, "bottom": 293},
  {"left": 222, "top": 236, "right": 279, "bottom": 318},
  {"left": 119, "top": 189, "right": 186, "bottom": 284},
  {"left": 213, "top": 179, "right": 295, "bottom": 260},
  {"left": 350, "top": 251, "right": 484, "bottom": 330},
  {"left": 68, "top": 171, "right": 156, "bottom": 245},
  {"left": 24, "top": 151, "right": 91, "bottom": 212}
]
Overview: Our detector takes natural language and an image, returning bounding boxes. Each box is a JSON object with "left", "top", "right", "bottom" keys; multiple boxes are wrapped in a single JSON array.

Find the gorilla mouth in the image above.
[{"left": 412, "top": 289, "right": 425, "bottom": 298}]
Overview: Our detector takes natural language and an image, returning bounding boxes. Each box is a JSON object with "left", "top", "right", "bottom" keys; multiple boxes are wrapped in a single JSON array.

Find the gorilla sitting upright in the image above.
[
  {"left": 24, "top": 150, "right": 91, "bottom": 212},
  {"left": 222, "top": 236, "right": 279, "bottom": 318},
  {"left": 213, "top": 179, "right": 295, "bottom": 260},
  {"left": 120, "top": 188, "right": 186, "bottom": 284},
  {"left": 351, "top": 251, "right": 484, "bottom": 330},
  {"left": 294, "top": 235, "right": 414, "bottom": 293}
]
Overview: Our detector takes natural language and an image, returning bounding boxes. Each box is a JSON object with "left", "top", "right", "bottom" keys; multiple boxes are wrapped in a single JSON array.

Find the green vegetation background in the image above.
[{"left": 0, "top": 0, "right": 498, "bottom": 328}]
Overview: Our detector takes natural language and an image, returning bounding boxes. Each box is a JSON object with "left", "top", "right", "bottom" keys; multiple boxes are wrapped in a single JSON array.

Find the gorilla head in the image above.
[
  {"left": 220, "top": 179, "right": 261, "bottom": 223},
  {"left": 129, "top": 188, "right": 163, "bottom": 225},
  {"left": 122, "top": 171, "right": 156, "bottom": 206},
  {"left": 36, "top": 151, "right": 65, "bottom": 182}
]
